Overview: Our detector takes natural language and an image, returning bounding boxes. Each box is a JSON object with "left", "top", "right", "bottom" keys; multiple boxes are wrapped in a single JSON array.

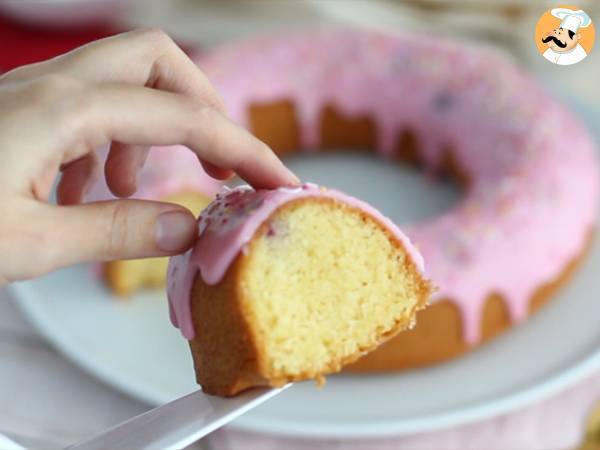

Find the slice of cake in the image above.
[{"left": 167, "top": 183, "right": 432, "bottom": 396}]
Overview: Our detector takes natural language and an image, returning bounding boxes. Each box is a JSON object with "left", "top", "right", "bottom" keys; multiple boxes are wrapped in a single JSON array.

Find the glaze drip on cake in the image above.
[
  {"left": 167, "top": 183, "right": 426, "bottom": 340},
  {"left": 192, "top": 30, "right": 598, "bottom": 344}
]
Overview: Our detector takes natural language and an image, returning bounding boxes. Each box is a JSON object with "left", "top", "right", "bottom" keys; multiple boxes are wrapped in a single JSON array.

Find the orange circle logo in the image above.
[{"left": 534, "top": 5, "right": 595, "bottom": 65}]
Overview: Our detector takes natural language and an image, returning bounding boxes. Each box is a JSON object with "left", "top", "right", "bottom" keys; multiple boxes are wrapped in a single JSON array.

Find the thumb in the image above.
[{"left": 45, "top": 199, "right": 197, "bottom": 267}]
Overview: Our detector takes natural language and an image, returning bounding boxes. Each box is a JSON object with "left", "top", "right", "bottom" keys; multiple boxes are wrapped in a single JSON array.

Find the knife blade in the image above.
[{"left": 66, "top": 384, "right": 291, "bottom": 450}]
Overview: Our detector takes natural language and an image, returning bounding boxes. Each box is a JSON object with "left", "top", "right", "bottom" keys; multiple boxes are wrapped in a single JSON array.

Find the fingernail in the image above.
[{"left": 156, "top": 210, "right": 195, "bottom": 252}]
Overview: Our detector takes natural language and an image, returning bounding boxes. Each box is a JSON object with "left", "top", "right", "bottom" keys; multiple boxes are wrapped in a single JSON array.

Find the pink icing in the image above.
[
  {"left": 167, "top": 183, "right": 426, "bottom": 340},
  {"left": 170, "top": 30, "right": 598, "bottom": 344}
]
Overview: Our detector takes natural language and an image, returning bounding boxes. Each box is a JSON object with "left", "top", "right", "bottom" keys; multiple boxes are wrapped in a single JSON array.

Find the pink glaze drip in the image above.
[
  {"left": 170, "top": 30, "right": 598, "bottom": 344},
  {"left": 167, "top": 183, "right": 426, "bottom": 340}
]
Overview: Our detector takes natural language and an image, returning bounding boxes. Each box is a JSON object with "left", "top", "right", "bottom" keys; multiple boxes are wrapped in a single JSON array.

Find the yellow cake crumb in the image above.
[{"left": 240, "top": 199, "right": 430, "bottom": 382}]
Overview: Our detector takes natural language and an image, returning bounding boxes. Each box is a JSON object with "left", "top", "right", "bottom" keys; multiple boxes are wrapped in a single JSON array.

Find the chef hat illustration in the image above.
[{"left": 551, "top": 8, "right": 592, "bottom": 33}]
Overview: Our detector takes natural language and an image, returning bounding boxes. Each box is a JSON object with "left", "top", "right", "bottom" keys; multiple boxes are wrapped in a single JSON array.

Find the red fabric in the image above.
[{"left": 0, "top": 14, "right": 121, "bottom": 71}]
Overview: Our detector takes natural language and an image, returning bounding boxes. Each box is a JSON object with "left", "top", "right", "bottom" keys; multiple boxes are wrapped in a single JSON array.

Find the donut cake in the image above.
[
  {"left": 165, "top": 30, "right": 598, "bottom": 373},
  {"left": 167, "top": 183, "right": 433, "bottom": 396},
  {"left": 86, "top": 145, "right": 221, "bottom": 296}
]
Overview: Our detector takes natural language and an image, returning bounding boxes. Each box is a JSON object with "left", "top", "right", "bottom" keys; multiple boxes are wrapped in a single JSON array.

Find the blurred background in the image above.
[
  {"left": 1, "top": 0, "right": 599, "bottom": 100},
  {"left": 0, "top": 1, "right": 599, "bottom": 449}
]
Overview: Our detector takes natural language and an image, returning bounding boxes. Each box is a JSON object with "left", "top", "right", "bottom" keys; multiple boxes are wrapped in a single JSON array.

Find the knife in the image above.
[{"left": 66, "top": 385, "right": 291, "bottom": 450}]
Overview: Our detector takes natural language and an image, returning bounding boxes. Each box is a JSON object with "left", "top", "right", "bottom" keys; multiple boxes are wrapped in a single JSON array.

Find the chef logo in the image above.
[{"left": 535, "top": 6, "right": 595, "bottom": 66}]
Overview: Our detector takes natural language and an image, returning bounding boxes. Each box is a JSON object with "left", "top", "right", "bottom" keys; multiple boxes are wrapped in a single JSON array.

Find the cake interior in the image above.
[
  {"left": 105, "top": 191, "right": 210, "bottom": 296},
  {"left": 238, "top": 197, "right": 431, "bottom": 382}
]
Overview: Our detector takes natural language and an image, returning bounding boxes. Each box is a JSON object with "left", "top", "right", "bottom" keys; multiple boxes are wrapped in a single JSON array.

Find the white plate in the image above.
[{"left": 9, "top": 102, "right": 600, "bottom": 438}]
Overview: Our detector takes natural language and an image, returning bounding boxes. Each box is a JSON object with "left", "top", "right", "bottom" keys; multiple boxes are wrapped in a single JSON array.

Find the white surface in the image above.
[
  {"left": 9, "top": 101, "right": 600, "bottom": 438},
  {"left": 0, "top": 432, "right": 23, "bottom": 450},
  {"left": 0, "top": 294, "right": 153, "bottom": 449}
]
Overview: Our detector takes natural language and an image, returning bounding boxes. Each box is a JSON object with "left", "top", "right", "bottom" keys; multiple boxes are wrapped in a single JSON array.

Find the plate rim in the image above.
[
  {"left": 233, "top": 349, "right": 600, "bottom": 437},
  {"left": 9, "top": 280, "right": 600, "bottom": 438}
]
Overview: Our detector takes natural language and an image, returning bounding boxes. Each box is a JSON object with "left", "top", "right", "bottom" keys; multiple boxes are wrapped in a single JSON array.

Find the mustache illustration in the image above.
[{"left": 542, "top": 35, "right": 567, "bottom": 48}]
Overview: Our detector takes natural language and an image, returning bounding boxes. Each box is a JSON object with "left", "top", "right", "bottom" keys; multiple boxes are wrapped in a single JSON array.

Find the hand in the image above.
[{"left": 0, "top": 29, "right": 297, "bottom": 284}]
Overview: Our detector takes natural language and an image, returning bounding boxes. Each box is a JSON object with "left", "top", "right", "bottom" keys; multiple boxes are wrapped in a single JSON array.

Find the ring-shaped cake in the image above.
[{"left": 182, "top": 30, "right": 599, "bottom": 371}]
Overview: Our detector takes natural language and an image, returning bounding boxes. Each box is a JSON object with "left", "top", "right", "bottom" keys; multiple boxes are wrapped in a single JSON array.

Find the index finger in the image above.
[{"left": 67, "top": 83, "right": 298, "bottom": 190}]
